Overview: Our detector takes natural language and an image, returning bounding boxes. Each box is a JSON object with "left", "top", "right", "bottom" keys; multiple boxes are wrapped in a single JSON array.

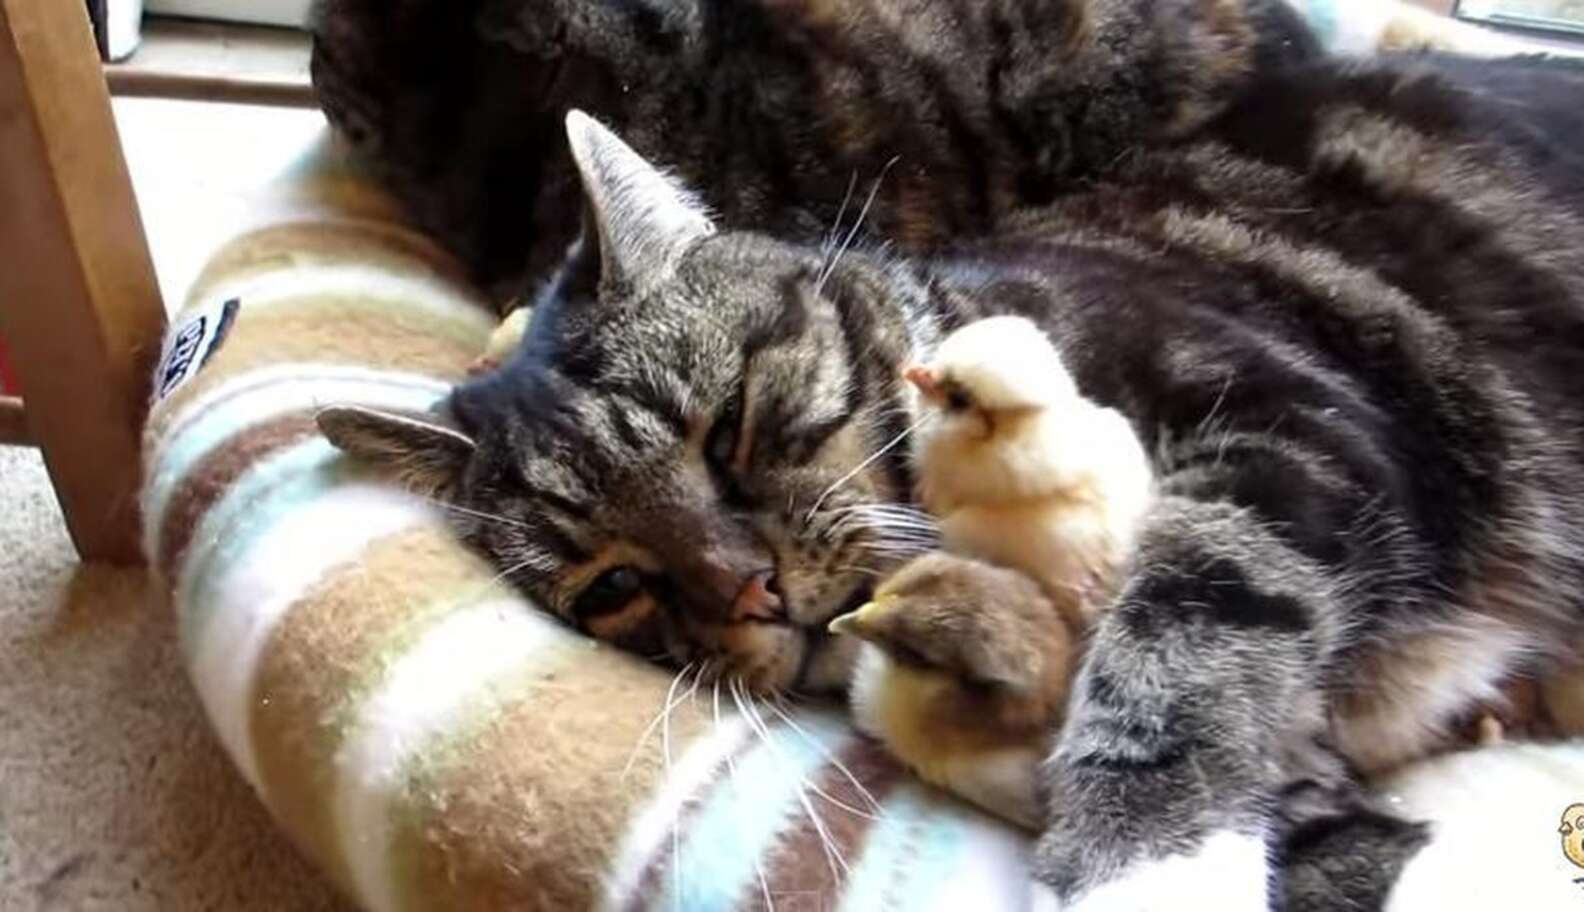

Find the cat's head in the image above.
[{"left": 320, "top": 112, "right": 937, "bottom": 693}]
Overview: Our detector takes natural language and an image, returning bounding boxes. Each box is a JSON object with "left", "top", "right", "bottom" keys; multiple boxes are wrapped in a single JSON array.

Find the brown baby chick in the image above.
[
  {"left": 829, "top": 551, "right": 1076, "bottom": 831},
  {"left": 905, "top": 316, "right": 1154, "bottom": 629}
]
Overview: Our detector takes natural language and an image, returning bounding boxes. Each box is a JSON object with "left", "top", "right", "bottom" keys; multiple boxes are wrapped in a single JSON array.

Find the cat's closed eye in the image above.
[
  {"left": 705, "top": 382, "right": 753, "bottom": 505},
  {"left": 575, "top": 565, "right": 645, "bottom": 621}
]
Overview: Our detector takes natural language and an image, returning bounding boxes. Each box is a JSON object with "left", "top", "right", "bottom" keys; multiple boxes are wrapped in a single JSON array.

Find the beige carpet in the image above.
[{"left": 0, "top": 446, "right": 350, "bottom": 911}]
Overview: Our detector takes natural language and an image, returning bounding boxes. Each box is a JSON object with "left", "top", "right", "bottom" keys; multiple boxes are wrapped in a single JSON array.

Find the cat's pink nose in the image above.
[{"left": 733, "top": 570, "right": 786, "bottom": 622}]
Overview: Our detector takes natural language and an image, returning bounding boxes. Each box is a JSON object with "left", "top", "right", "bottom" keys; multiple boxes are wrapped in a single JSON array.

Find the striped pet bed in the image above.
[
  {"left": 140, "top": 11, "right": 1584, "bottom": 910},
  {"left": 141, "top": 134, "right": 1031, "bottom": 911}
]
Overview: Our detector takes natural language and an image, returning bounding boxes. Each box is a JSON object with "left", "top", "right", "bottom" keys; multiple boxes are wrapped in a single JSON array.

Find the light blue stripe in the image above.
[
  {"left": 838, "top": 783, "right": 968, "bottom": 912},
  {"left": 1299, "top": 0, "right": 1339, "bottom": 49},
  {"left": 659, "top": 718, "right": 850, "bottom": 912},
  {"left": 176, "top": 439, "right": 358, "bottom": 657},
  {"left": 146, "top": 369, "right": 450, "bottom": 523}
]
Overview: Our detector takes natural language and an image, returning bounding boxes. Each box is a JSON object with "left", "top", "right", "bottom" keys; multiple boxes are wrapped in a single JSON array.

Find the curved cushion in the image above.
[{"left": 141, "top": 134, "right": 1029, "bottom": 912}]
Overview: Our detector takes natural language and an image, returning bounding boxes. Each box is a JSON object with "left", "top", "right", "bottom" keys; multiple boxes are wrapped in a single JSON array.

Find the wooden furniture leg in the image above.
[{"left": 0, "top": 0, "right": 166, "bottom": 564}]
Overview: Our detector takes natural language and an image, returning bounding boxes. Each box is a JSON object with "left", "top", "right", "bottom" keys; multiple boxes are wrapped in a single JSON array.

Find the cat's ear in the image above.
[
  {"left": 564, "top": 109, "right": 715, "bottom": 295},
  {"left": 544, "top": 203, "right": 604, "bottom": 304},
  {"left": 316, "top": 404, "right": 475, "bottom": 499}
]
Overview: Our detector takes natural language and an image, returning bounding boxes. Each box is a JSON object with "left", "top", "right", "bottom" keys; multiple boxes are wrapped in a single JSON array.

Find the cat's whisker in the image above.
[
  {"left": 870, "top": 519, "right": 940, "bottom": 537},
  {"left": 846, "top": 501, "right": 925, "bottom": 513},
  {"left": 1196, "top": 373, "right": 1236, "bottom": 437},
  {"left": 681, "top": 660, "right": 710, "bottom": 705},
  {"left": 870, "top": 533, "right": 938, "bottom": 547},
  {"left": 421, "top": 497, "right": 532, "bottom": 530},
  {"left": 713, "top": 679, "right": 776, "bottom": 912},
  {"left": 870, "top": 537, "right": 938, "bottom": 553},
  {"left": 764, "top": 698, "right": 887, "bottom": 819},
  {"left": 831, "top": 506, "right": 941, "bottom": 557},
  {"left": 664, "top": 663, "right": 702, "bottom": 906},
  {"left": 856, "top": 530, "right": 935, "bottom": 545},
  {"left": 821, "top": 170, "right": 860, "bottom": 264},
  {"left": 816, "top": 156, "right": 901, "bottom": 295},
  {"left": 621, "top": 662, "right": 698, "bottom": 781},
  {"left": 744, "top": 690, "right": 877, "bottom": 829},
  {"left": 845, "top": 503, "right": 935, "bottom": 521},
  {"left": 853, "top": 535, "right": 936, "bottom": 556},
  {"left": 851, "top": 545, "right": 924, "bottom": 562},
  {"left": 858, "top": 519, "right": 940, "bottom": 538},
  {"left": 859, "top": 513, "right": 938, "bottom": 531},
  {"left": 866, "top": 519, "right": 939, "bottom": 533},
  {"left": 753, "top": 687, "right": 855, "bottom": 874},
  {"left": 732, "top": 680, "right": 852, "bottom": 881},
  {"left": 483, "top": 551, "right": 546, "bottom": 590},
  {"left": 444, "top": 553, "right": 547, "bottom": 614},
  {"left": 805, "top": 413, "right": 932, "bottom": 524},
  {"left": 822, "top": 512, "right": 856, "bottom": 540},
  {"left": 850, "top": 509, "right": 935, "bottom": 524}
]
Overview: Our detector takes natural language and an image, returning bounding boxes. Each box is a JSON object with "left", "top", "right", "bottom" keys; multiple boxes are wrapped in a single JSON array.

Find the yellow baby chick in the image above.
[
  {"left": 829, "top": 551, "right": 1076, "bottom": 831},
  {"left": 468, "top": 304, "right": 532, "bottom": 375},
  {"left": 1560, "top": 803, "right": 1584, "bottom": 871},
  {"left": 905, "top": 315, "right": 1154, "bottom": 628}
]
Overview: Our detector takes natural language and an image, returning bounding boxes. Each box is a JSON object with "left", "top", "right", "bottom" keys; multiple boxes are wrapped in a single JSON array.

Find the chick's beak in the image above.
[
  {"left": 903, "top": 365, "right": 944, "bottom": 404},
  {"left": 827, "top": 608, "right": 867, "bottom": 638},
  {"left": 829, "top": 601, "right": 882, "bottom": 640}
]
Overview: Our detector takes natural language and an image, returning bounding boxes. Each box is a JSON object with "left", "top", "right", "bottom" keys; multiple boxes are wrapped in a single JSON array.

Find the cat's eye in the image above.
[
  {"left": 705, "top": 385, "right": 752, "bottom": 504},
  {"left": 574, "top": 566, "right": 644, "bottom": 620},
  {"left": 706, "top": 397, "right": 739, "bottom": 468}
]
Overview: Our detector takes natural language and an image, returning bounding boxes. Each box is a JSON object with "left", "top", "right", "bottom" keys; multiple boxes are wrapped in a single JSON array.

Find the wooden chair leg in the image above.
[
  {"left": 0, "top": 0, "right": 166, "bottom": 564},
  {"left": 0, "top": 395, "right": 27, "bottom": 445}
]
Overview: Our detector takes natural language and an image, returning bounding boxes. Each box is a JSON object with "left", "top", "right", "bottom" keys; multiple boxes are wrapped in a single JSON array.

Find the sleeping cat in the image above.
[
  {"left": 311, "top": 1, "right": 1584, "bottom": 908},
  {"left": 309, "top": 0, "right": 1520, "bottom": 302},
  {"left": 310, "top": 0, "right": 1326, "bottom": 298},
  {"left": 323, "top": 63, "right": 1584, "bottom": 912}
]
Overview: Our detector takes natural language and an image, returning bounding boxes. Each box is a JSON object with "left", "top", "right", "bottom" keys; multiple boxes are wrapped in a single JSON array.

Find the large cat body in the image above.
[
  {"left": 311, "top": 0, "right": 1323, "bottom": 296},
  {"left": 312, "top": 1, "right": 1584, "bottom": 908}
]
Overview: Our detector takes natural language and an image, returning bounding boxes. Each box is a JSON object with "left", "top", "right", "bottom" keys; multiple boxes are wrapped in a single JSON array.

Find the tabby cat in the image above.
[
  {"left": 310, "top": 0, "right": 1323, "bottom": 297},
  {"left": 312, "top": 0, "right": 1584, "bottom": 908}
]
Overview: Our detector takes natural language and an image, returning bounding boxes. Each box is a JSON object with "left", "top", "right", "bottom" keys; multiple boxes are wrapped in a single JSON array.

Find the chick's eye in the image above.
[
  {"left": 944, "top": 386, "right": 972, "bottom": 413},
  {"left": 886, "top": 638, "right": 934, "bottom": 670},
  {"left": 575, "top": 566, "right": 644, "bottom": 620}
]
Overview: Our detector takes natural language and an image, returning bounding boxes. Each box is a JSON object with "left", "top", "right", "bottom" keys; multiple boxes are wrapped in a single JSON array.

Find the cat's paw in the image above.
[{"left": 1039, "top": 829, "right": 1272, "bottom": 912}]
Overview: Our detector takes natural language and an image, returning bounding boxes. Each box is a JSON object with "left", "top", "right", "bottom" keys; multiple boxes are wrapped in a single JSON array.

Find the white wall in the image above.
[{"left": 144, "top": 0, "right": 311, "bottom": 28}]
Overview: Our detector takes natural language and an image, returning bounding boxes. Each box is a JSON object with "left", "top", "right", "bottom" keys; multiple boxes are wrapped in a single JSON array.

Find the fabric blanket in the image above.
[{"left": 140, "top": 7, "right": 1584, "bottom": 910}]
